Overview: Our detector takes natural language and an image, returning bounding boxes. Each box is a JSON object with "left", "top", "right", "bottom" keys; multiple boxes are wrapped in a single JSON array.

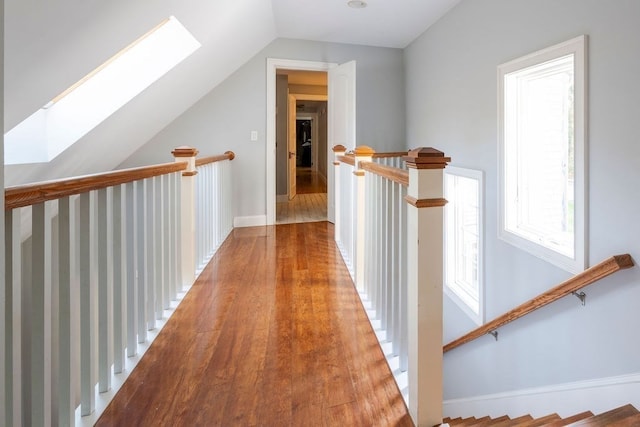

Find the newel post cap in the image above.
[
  {"left": 353, "top": 145, "right": 376, "bottom": 156},
  {"left": 403, "top": 147, "right": 451, "bottom": 169},
  {"left": 172, "top": 146, "right": 199, "bottom": 158},
  {"left": 332, "top": 144, "right": 347, "bottom": 153}
]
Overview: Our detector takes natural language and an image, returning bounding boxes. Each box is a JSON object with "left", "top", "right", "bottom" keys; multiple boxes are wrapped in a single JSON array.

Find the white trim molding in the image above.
[
  {"left": 233, "top": 215, "right": 267, "bottom": 228},
  {"left": 444, "top": 372, "right": 640, "bottom": 420}
]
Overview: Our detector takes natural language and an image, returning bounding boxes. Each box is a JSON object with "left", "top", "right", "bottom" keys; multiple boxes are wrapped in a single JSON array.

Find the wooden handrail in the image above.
[
  {"left": 360, "top": 161, "right": 409, "bottom": 187},
  {"left": 195, "top": 150, "right": 235, "bottom": 167},
  {"left": 337, "top": 155, "right": 356, "bottom": 166},
  {"left": 5, "top": 161, "right": 187, "bottom": 210},
  {"left": 443, "top": 254, "right": 634, "bottom": 353},
  {"left": 372, "top": 151, "right": 408, "bottom": 159}
]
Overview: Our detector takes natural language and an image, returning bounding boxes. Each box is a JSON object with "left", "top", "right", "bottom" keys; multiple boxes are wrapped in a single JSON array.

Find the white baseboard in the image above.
[
  {"left": 444, "top": 372, "right": 640, "bottom": 419},
  {"left": 233, "top": 215, "right": 267, "bottom": 228}
]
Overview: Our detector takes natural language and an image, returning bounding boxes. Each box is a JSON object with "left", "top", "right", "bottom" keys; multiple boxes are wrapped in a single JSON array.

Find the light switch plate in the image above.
[{"left": 251, "top": 131, "right": 258, "bottom": 141}]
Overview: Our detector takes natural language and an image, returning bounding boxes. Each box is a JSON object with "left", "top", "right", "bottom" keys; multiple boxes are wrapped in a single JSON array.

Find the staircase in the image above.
[{"left": 443, "top": 404, "right": 640, "bottom": 426}]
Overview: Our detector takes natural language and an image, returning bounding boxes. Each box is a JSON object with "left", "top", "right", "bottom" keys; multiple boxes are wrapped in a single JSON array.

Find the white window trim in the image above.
[
  {"left": 497, "top": 35, "right": 588, "bottom": 274},
  {"left": 445, "top": 166, "right": 484, "bottom": 326}
]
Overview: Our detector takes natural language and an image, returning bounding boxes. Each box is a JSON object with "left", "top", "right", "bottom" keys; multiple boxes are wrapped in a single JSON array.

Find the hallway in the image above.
[
  {"left": 277, "top": 168, "right": 328, "bottom": 224},
  {"left": 97, "top": 222, "right": 412, "bottom": 426}
]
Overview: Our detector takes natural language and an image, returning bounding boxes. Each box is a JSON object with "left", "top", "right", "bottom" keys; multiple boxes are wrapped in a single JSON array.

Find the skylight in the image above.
[{"left": 4, "top": 16, "right": 201, "bottom": 165}]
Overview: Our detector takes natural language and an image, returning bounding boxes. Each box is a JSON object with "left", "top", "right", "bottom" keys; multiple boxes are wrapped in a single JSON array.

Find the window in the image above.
[
  {"left": 4, "top": 16, "right": 201, "bottom": 165},
  {"left": 445, "top": 167, "right": 483, "bottom": 325},
  {"left": 498, "top": 36, "right": 587, "bottom": 274}
]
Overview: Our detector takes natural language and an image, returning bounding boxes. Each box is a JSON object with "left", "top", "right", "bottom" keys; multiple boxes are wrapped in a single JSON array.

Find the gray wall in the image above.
[
  {"left": 405, "top": 0, "right": 640, "bottom": 399},
  {"left": 121, "top": 38, "right": 406, "bottom": 219}
]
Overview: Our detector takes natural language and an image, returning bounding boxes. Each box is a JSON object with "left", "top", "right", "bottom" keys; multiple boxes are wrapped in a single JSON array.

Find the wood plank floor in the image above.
[
  {"left": 96, "top": 222, "right": 412, "bottom": 426},
  {"left": 276, "top": 193, "right": 327, "bottom": 224},
  {"left": 296, "top": 168, "right": 327, "bottom": 194}
]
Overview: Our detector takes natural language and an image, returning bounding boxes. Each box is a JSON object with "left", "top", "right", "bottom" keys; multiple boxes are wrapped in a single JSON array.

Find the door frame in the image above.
[{"left": 266, "top": 58, "right": 336, "bottom": 225}]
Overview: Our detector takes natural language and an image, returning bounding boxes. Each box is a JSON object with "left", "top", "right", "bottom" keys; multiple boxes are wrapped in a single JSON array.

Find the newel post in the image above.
[
  {"left": 172, "top": 146, "right": 199, "bottom": 288},
  {"left": 332, "top": 145, "right": 347, "bottom": 243},
  {"left": 403, "top": 147, "right": 450, "bottom": 427},
  {"left": 353, "top": 145, "right": 374, "bottom": 292}
]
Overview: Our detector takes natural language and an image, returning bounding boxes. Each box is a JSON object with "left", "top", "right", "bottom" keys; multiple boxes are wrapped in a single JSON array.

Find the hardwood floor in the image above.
[
  {"left": 296, "top": 167, "right": 327, "bottom": 194},
  {"left": 276, "top": 193, "right": 327, "bottom": 224},
  {"left": 277, "top": 169, "right": 327, "bottom": 224},
  {"left": 96, "top": 222, "right": 412, "bottom": 426}
]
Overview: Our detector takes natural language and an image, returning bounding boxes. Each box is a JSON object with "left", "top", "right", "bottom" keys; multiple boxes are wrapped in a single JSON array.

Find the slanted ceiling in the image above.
[{"left": 4, "top": 0, "right": 460, "bottom": 185}]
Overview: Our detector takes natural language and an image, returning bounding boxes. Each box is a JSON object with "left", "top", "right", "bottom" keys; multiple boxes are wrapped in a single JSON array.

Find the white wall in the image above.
[
  {"left": 405, "top": 0, "right": 640, "bottom": 401},
  {"left": 121, "top": 38, "right": 406, "bottom": 220}
]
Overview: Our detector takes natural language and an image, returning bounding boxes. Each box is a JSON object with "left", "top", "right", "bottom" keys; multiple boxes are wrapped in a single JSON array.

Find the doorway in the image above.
[
  {"left": 266, "top": 58, "right": 356, "bottom": 226},
  {"left": 276, "top": 70, "right": 328, "bottom": 224}
]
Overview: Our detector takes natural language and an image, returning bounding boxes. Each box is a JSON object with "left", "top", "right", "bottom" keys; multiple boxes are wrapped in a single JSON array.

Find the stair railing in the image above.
[
  {"left": 444, "top": 254, "right": 634, "bottom": 353},
  {"left": 3, "top": 147, "right": 234, "bottom": 426},
  {"left": 333, "top": 145, "right": 451, "bottom": 427}
]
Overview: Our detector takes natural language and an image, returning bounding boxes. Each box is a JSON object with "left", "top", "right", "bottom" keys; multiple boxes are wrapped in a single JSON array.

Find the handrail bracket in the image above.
[
  {"left": 572, "top": 290, "right": 587, "bottom": 306},
  {"left": 488, "top": 330, "right": 499, "bottom": 341}
]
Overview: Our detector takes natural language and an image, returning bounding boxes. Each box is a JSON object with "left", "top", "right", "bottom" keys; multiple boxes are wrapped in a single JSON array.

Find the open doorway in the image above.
[
  {"left": 275, "top": 69, "right": 328, "bottom": 224},
  {"left": 266, "top": 58, "right": 356, "bottom": 226}
]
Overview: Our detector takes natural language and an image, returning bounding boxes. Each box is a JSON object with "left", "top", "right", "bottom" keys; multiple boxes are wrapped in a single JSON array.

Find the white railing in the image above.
[
  {"left": 372, "top": 151, "right": 409, "bottom": 169},
  {"left": 365, "top": 164, "right": 409, "bottom": 377},
  {"left": 194, "top": 152, "right": 235, "bottom": 274},
  {"left": 333, "top": 145, "right": 450, "bottom": 427},
  {"left": 2, "top": 147, "right": 234, "bottom": 426},
  {"left": 335, "top": 153, "right": 357, "bottom": 280}
]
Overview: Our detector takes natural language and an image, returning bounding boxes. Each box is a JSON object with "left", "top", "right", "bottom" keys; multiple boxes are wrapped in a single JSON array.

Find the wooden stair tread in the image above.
[
  {"left": 516, "top": 413, "right": 561, "bottom": 426},
  {"left": 567, "top": 404, "right": 639, "bottom": 426},
  {"left": 491, "top": 414, "right": 534, "bottom": 426},
  {"left": 607, "top": 412, "right": 640, "bottom": 426},
  {"left": 544, "top": 411, "right": 594, "bottom": 426},
  {"left": 465, "top": 416, "right": 492, "bottom": 426}
]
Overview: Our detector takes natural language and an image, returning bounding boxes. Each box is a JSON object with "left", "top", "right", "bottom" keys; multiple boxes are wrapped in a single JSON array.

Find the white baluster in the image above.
[
  {"left": 31, "top": 202, "right": 53, "bottom": 425},
  {"left": 162, "top": 174, "right": 171, "bottom": 310},
  {"left": 399, "top": 184, "right": 408, "bottom": 372},
  {"left": 79, "top": 192, "right": 95, "bottom": 416},
  {"left": 136, "top": 180, "right": 147, "bottom": 343},
  {"left": 113, "top": 185, "right": 124, "bottom": 374},
  {"left": 174, "top": 172, "right": 183, "bottom": 293},
  {"left": 58, "top": 197, "right": 74, "bottom": 425},
  {"left": 154, "top": 176, "right": 163, "bottom": 320},
  {"left": 146, "top": 178, "right": 156, "bottom": 330},
  {"left": 125, "top": 182, "right": 137, "bottom": 356},
  {"left": 5, "top": 209, "right": 22, "bottom": 425},
  {"left": 97, "top": 188, "right": 112, "bottom": 393}
]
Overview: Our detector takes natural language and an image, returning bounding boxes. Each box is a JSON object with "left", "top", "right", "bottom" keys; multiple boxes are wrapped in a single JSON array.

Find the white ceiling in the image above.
[{"left": 272, "top": 0, "right": 461, "bottom": 48}]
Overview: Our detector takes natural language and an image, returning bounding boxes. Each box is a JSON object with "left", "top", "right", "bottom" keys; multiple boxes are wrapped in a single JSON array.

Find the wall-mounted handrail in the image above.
[
  {"left": 5, "top": 162, "right": 187, "bottom": 210},
  {"left": 195, "top": 150, "right": 235, "bottom": 167},
  {"left": 360, "top": 161, "right": 409, "bottom": 186},
  {"left": 443, "top": 254, "right": 634, "bottom": 353}
]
